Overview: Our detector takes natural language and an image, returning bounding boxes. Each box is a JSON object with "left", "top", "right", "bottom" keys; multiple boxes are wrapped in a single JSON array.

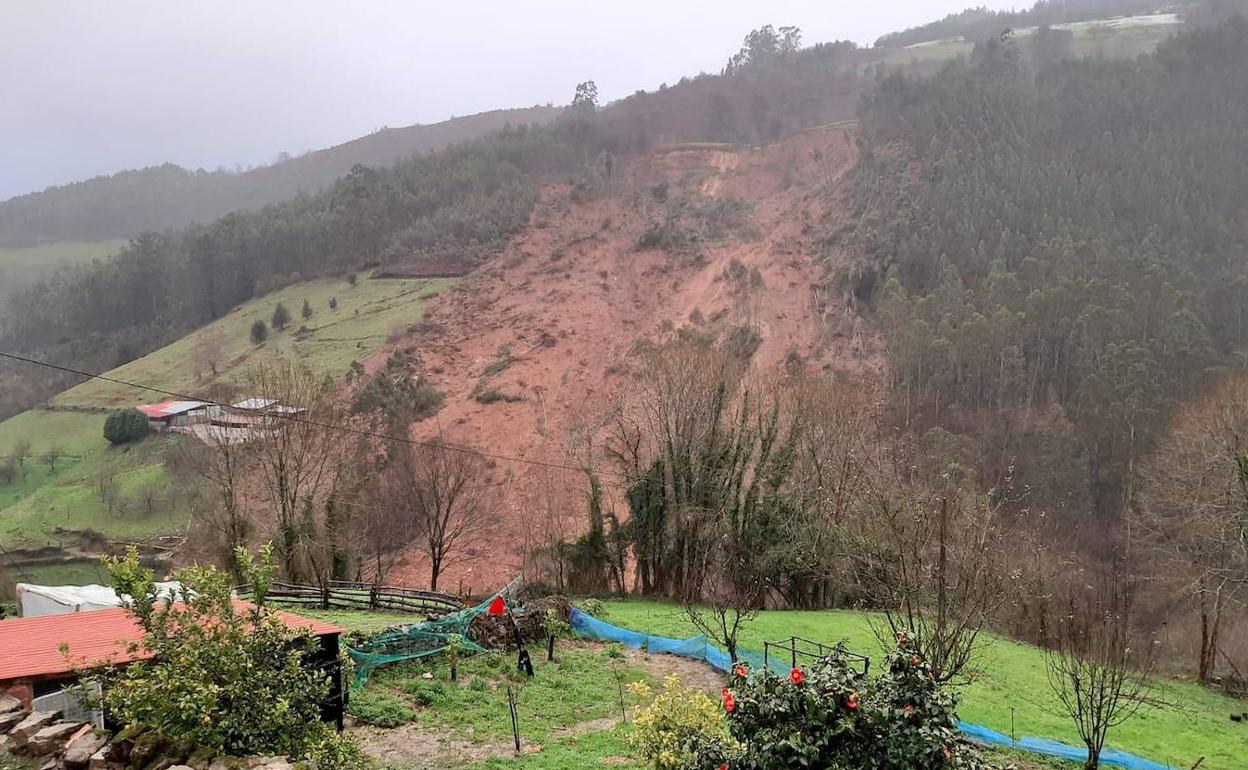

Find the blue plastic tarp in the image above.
[{"left": 569, "top": 608, "right": 1177, "bottom": 770}]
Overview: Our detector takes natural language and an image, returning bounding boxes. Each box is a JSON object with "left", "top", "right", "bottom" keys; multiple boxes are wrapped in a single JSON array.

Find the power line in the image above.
[{"left": 0, "top": 350, "right": 625, "bottom": 479}]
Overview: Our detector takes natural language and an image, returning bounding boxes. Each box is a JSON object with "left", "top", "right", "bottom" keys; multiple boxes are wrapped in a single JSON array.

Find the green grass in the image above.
[
  {"left": 353, "top": 642, "right": 651, "bottom": 769},
  {"left": 0, "top": 239, "right": 126, "bottom": 269},
  {"left": 876, "top": 14, "right": 1179, "bottom": 68},
  {"left": 601, "top": 600, "right": 1248, "bottom": 770},
  {"left": 0, "top": 240, "right": 128, "bottom": 304},
  {"left": 55, "top": 274, "right": 455, "bottom": 408},
  {"left": 0, "top": 409, "right": 191, "bottom": 551},
  {"left": 272, "top": 604, "right": 419, "bottom": 636}
]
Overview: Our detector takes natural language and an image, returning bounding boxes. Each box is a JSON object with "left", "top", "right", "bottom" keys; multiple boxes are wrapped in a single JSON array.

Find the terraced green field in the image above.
[{"left": 55, "top": 274, "right": 454, "bottom": 408}]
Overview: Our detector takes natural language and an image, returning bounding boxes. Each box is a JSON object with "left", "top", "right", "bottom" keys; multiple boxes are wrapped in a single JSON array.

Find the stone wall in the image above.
[{"left": 0, "top": 696, "right": 302, "bottom": 770}]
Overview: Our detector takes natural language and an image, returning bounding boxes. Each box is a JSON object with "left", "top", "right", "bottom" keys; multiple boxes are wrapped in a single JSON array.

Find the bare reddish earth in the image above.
[{"left": 377, "top": 126, "right": 880, "bottom": 594}]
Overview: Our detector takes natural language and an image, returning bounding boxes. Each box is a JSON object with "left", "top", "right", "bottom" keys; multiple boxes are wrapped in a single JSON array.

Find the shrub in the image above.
[
  {"left": 103, "top": 409, "right": 150, "bottom": 445},
  {"left": 348, "top": 689, "right": 416, "bottom": 727},
  {"left": 627, "top": 675, "right": 734, "bottom": 770},
  {"left": 249, "top": 319, "right": 268, "bottom": 345},
  {"left": 351, "top": 371, "right": 444, "bottom": 425},
  {"left": 718, "top": 637, "right": 989, "bottom": 770},
  {"left": 579, "top": 597, "right": 606, "bottom": 617},
  {"left": 86, "top": 544, "right": 363, "bottom": 767},
  {"left": 271, "top": 302, "right": 292, "bottom": 331},
  {"left": 474, "top": 388, "right": 523, "bottom": 404},
  {"left": 300, "top": 727, "right": 367, "bottom": 770}
]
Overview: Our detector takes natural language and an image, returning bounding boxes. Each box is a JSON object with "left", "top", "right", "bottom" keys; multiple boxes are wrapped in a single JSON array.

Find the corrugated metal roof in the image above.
[
  {"left": 135, "top": 400, "right": 212, "bottom": 419},
  {"left": 0, "top": 600, "right": 343, "bottom": 682},
  {"left": 231, "top": 398, "right": 277, "bottom": 411}
]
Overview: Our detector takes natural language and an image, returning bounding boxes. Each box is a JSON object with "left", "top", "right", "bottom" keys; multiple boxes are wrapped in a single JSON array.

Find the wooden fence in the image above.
[{"left": 233, "top": 580, "right": 463, "bottom": 616}]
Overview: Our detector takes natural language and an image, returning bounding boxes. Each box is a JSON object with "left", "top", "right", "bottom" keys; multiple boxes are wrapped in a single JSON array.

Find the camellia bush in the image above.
[{"left": 630, "top": 636, "right": 990, "bottom": 770}]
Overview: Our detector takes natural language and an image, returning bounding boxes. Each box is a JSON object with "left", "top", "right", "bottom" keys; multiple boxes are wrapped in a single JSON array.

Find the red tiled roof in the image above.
[{"left": 0, "top": 600, "right": 343, "bottom": 682}]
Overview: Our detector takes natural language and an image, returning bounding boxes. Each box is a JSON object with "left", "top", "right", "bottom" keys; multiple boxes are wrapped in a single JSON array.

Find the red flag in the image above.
[{"left": 487, "top": 596, "right": 506, "bottom": 616}]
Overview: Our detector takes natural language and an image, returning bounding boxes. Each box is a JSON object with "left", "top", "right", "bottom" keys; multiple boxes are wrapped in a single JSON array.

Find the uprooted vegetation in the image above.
[{"left": 636, "top": 188, "right": 756, "bottom": 263}]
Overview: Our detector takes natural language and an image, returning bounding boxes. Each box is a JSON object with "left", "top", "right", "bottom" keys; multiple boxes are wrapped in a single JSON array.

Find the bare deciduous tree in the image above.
[
  {"left": 245, "top": 362, "right": 344, "bottom": 581},
  {"left": 40, "top": 445, "right": 63, "bottom": 474},
  {"left": 683, "top": 565, "right": 761, "bottom": 665},
  {"left": 193, "top": 332, "right": 226, "bottom": 380},
  {"left": 860, "top": 436, "right": 1008, "bottom": 684},
  {"left": 184, "top": 427, "right": 253, "bottom": 582},
  {"left": 382, "top": 439, "right": 493, "bottom": 592},
  {"left": 1044, "top": 570, "right": 1158, "bottom": 770},
  {"left": 1134, "top": 373, "right": 1248, "bottom": 683}
]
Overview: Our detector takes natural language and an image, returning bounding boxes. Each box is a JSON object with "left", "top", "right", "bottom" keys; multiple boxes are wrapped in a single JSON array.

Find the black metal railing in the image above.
[{"left": 763, "top": 635, "right": 870, "bottom": 677}]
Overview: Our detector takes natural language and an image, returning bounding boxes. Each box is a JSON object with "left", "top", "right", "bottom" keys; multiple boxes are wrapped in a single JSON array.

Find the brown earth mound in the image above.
[{"left": 372, "top": 126, "right": 880, "bottom": 593}]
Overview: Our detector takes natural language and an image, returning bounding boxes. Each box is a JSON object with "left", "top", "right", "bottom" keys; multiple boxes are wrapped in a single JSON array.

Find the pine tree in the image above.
[{"left": 271, "top": 302, "right": 291, "bottom": 330}]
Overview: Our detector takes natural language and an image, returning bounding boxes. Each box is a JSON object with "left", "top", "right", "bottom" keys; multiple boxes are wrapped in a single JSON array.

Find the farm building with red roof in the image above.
[
  {"left": 134, "top": 400, "right": 221, "bottom": 429},
  {"left": 0, "top": 601, "right": 346, "bottom": 726}
]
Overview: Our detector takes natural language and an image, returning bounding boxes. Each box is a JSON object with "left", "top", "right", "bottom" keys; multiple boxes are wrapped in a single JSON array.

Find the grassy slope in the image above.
[
  {"left": 0, "top": 239, "right": 126, "bottom": 269},
  {"left": 0, "top": 409, "right": 187, "bottom": 550},
  {"left": 56, "top": 274, "right": 454, "bottom": 408},
  {"left": 878, "top": 15, "right": 1179, "bottom": 66},
  {"left": 601, "top": 600, "right": 1246, "bottom": 770}
]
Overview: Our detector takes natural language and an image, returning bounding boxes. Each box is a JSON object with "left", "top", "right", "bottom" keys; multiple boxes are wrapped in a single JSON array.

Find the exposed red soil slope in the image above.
[{"left": 377, "top": 125, "right": 880, "bottom": 593}]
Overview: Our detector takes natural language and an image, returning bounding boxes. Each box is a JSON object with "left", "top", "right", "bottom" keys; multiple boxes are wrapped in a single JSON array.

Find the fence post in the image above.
[{"left": 507, "top": 686, "right": 521, "bottom": 755}]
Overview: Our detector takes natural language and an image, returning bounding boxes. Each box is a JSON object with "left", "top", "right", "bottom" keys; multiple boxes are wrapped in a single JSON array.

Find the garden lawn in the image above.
[
  {"left": 352, "top": 642, "right": 651, "bottom": 768},
  {"left": 0, "top": 409, "right": 191, "bottom": 550},
  {"left": 54, "top": 274, "right": 455, "bottom": 408},
  {"left": 274, "top": 605, "right": 419, "bottom": 636},
  {"left": 601, "top": 600, "right": 1247, "bottom": 770}
]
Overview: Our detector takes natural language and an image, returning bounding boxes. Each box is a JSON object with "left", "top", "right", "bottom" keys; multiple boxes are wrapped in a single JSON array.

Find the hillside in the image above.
[
  {"left": 55, "top": 273, "right": 454, "bottom": 408},
  {"left": 0, "top": 273, "right": 453, "bottom": 596},
  {"left": 0, "top": 106, "right": 561, "bottom": 245},
  {"left": 0, "top": 239, "right": 125, "bottom": 305},
  {"left": 371, "top": 123, "right": 876, "bottom": 592},
  {"left": 0, "top": 408, "right": 184, "bottom": 590}
]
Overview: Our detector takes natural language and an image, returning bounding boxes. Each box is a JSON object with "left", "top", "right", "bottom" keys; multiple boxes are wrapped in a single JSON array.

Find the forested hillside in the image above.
[
  {"left": 842, "top": 20, "right": 1248, "bottom": 540},
  {"left": 0, "top": 106, "right": 560, "bottom": 245}
]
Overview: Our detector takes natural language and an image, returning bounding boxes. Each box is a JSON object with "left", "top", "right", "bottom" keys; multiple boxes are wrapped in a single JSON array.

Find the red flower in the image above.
[
  {"left": 733, "top": 664, "right": 749, "bottom": 678},
  {"left": 721, "top": 688, "right": 736, "bottom": 713},
  {"left": 941, "top": 746, "right": 952, "bottom": 763},
  {"left": 719, "top": 765, "right": 728, "bottom": 770},
  {"left": 909, "top": 655, "right": 921, "bottom": 666},
  {"left": 789, "top": 667, "right": 805, "bottom": 685},
  {"left": 846, "top": 691, "right": 859, "bottom": 711},
  {"left": 903, "top": 703, "right": 916, "bottom": 722}
]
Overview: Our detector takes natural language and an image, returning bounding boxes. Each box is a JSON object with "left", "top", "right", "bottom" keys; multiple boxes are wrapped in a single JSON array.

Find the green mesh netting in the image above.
[{"left": 346, "top": 595, "right": 494, "bottom": 684}]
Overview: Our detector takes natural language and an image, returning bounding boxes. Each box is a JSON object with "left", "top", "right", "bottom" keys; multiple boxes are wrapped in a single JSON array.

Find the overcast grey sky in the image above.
[{"left": 0, "top": 1, "right": 1020, "bottom": 201}]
